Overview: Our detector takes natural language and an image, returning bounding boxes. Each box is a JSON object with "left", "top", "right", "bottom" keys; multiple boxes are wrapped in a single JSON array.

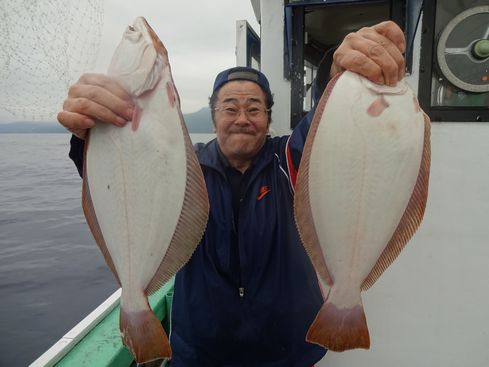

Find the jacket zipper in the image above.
[{"left": 230, "top": 188, "right": 245, "bottom": 299}]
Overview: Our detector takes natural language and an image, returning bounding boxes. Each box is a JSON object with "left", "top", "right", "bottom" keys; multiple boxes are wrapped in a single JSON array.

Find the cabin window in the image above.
[{"left": 284, "top": 0, "right": 407, "bottom": 128}]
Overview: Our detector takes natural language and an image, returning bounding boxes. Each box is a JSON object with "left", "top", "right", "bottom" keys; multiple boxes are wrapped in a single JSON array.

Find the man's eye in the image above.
[
  {"left": 224, "top": 108, "right": 238, "bottom": 115},
  {"left": 247, "top": 108, "right": 260, "bottom": 116}
]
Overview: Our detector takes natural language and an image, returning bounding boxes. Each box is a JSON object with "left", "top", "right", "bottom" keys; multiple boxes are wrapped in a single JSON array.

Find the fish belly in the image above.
[
  {"left": 309, "top": 72, "right": 424, "bottom": 292},
  {"left": 86, "top": 81, "right": 186, "bottom": 298}
]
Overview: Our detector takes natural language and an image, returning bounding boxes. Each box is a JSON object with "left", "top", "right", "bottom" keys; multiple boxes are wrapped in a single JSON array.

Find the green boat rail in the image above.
[{"left": 30, "top": 278, "right": 174, "bottom": 367}]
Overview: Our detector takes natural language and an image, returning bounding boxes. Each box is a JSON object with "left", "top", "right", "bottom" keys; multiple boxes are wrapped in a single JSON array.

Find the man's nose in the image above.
[{"left": 234, "top": 110, "right": 250, "bottom": 125}]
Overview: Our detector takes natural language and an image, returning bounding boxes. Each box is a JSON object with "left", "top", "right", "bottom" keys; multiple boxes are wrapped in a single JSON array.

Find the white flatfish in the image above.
[
  {"left": 295, "top": 70, "right": 430, "bottom": 352},
  {"left": 82, "top": 17, "right": 208, "bottom": 363}
]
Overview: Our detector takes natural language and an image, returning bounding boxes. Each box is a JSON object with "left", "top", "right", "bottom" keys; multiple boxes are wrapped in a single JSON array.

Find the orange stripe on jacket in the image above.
[{"left": 285, "top": 136, "right": 298, "bottom": 191}]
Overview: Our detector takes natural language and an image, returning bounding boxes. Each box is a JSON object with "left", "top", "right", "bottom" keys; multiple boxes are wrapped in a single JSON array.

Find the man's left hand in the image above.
[{"left": 330, "top": 20, "right": 405, "bottom": 86}]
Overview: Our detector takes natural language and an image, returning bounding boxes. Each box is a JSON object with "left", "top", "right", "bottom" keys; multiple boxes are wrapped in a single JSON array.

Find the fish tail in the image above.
[
  {"left": 120, "top": 305, "right": 171, "bottom": 363},
  {"left": 306, "top": 289, "right": 370, "bottom": 352}
]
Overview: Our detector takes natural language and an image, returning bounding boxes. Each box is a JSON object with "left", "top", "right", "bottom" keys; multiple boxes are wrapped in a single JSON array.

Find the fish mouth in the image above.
[{"left": 133, "top": 17, "right": 168, "bottom": 59}]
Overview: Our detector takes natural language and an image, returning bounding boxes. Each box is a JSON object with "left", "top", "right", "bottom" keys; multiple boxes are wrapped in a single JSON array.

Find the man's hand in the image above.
[
  {"left": 57, "top": 73, "right": 135, "bottom": 139},
  {"left": 330, "top": 20, "right": 405, "bottom": 86}
]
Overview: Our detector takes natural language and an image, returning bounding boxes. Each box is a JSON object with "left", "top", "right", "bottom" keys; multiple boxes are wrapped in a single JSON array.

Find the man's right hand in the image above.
[
  {"left": 330, "top": 20, "right": 405, "bottom": 87},
  {"left": 57, "top": 73, "right": 135, "bottom": 139}
]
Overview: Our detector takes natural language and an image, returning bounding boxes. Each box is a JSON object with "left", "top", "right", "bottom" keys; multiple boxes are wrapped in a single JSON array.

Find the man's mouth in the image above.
[{"left": 230, "top": 128, "right": 254, "bottom": 135}]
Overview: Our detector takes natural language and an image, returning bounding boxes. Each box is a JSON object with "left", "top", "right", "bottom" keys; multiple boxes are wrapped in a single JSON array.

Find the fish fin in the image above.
[
  {"left": 307, "top": 289, "right": 370, "bottom": 351},
  {"left": 146, "top": 106, "right": 209, "bottom": 294},
  {"left": 82, "top": 132, "right": 121, "bottom": 286},
  {"left": 362, "top": 113, "right": 431, "bottom": 290},
  {"left": 294, "top": 73, "right": 344, "bottom": 288},
  {"left": 120, "top": 305, "right": 171, "bottom": 363}
]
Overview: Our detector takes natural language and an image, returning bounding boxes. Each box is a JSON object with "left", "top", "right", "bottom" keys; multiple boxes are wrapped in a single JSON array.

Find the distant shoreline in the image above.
[
  {"left": 0, "top": 108, "right": 214, "bottom": 134},
  {"left": 0, "top": 131, "right": 69, "bottom": 134},
  {"left": 0, "top": 122, "right": 66, "bottom": 134}
]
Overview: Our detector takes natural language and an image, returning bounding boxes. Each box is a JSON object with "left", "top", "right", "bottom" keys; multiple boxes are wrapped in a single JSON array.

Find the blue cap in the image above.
[{"left": 212, "top": 66, "right": 274, "bottom": 106}]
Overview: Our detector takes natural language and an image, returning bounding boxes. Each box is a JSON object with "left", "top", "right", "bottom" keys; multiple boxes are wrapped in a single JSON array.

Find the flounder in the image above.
[
  {"left": 294, "top": 70, "right": 430, "bottom": 351},
  {"left": 82, "top": 17, "right": 208, "bottom": 363}
]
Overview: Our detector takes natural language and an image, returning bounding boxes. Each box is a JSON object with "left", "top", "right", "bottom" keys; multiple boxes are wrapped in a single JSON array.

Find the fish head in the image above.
[
  {"left": 134, "top": 17, "right": 169, "bottom": 61},
  {"left": 108, "top": 17, "right": 169, "bottom": 97}
]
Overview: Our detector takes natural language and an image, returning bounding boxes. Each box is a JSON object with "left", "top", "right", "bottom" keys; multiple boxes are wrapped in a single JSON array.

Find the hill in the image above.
[
  {"left": 0, "top": 107, "right": 213, "bottom": 134},
  {"left": 0, "top": 121, "right": 66, "bottom": 133},
  {"left": 182, "top": 107, "right": 213, "bottom": 133}
]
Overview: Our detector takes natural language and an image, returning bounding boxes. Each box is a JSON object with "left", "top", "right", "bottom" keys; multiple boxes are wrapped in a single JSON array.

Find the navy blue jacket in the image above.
[{"left": 170, "top": 112, "right": 326, "bottom": 366}]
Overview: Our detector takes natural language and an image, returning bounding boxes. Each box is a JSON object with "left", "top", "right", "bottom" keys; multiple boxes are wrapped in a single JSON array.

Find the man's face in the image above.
[{"left": 214, "top": 81, "right": 269, "bottom": 168}]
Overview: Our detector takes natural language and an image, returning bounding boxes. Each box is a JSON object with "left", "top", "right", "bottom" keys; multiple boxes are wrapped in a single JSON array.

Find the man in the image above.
[{"left": 59, "top": 21, "right": 405, "bottom": 366}]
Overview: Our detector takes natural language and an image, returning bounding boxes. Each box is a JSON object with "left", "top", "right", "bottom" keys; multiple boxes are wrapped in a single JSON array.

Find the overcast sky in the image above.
[{"left": 0, "top": 0, "right": 259, "bottom": 122}]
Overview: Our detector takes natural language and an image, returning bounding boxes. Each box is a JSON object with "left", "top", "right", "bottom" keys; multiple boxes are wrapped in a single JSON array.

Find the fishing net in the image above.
[{"left": 0, "top": 0, "right": 104, "bottom": 121}]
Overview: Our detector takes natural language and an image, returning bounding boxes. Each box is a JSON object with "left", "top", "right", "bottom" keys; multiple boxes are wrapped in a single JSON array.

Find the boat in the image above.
[
  {"left": 30, "top": 280, "right": 174, "bottom": 367},
  {"left": 31, "top": 1, "right": 489, "bottom": 366}
]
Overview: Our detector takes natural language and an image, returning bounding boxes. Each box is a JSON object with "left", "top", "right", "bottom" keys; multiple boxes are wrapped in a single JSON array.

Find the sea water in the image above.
[{"left": 0, "top": 133, "right": 215, "bottom": 366}]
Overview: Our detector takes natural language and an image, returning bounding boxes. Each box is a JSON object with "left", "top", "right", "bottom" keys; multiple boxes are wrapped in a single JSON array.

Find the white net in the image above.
[{"left": 0, "top": 0, "right": 104, "bottom": 121}]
